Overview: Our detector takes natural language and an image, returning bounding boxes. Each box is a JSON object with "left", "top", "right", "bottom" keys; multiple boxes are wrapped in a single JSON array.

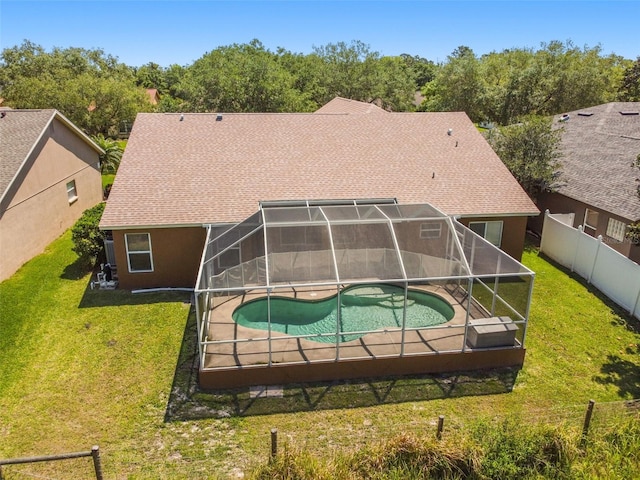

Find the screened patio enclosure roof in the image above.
[{"left": 196, "top": 203, "right": 533, "bottom": 292}]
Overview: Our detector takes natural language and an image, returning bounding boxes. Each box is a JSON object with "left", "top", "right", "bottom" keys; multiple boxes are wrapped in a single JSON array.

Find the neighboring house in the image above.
[
  {"left": 314, "top": 96, "right": 388, "bottom": 114},
  {"left": 100, "top": 98, "right": 539, "bottom": 290},
  {"left": 531, "top": 102, "right": 640, "bottom": 263},
  {"left": 0, "top": 109, "right": 104, "bottom": 280},
  {"left": 146, "top": 88, "right": 160, "bottom": 105}
]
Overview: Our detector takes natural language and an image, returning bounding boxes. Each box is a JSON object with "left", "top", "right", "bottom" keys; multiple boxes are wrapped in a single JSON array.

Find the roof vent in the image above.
[
  {"left": 577, "top": 112, "right": 593, "bottom": 116},
  {"left": 216, "top": 114, "right": 223, "bottom": 121},
  {"left": 447, "top": 128, "right": 452, "bottom": 136},
  {"left": 179, "top": 114, "right": 184, "bottom": 121},
  {"left": 620, "top": 111, "right": 639, "bottom": 116},
  {"left": 559, "top": 114, "right": 570, "bottom": 122}
]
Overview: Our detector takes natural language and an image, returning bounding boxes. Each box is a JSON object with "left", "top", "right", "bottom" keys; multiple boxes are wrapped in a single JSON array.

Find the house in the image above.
[
  {"left": 0, "top": 109, "right": 104, "bottom": 281},
  {"left": 314, "top": 96, "right": 388, "bottom": 114},
  {"left": 531, "top": 102, "right": 640, "bottom": 263},
  {"left": 100, "top": 99, "right": 539, "bottom": 290},
  {"left": 146, "top": 88, "right": 160, "bottom": 105}
]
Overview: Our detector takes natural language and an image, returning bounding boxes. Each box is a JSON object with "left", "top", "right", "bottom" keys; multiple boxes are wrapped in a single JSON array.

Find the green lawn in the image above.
[
  {"left": 0, "top": 232, "right": 638, "bottom": 479},
  {"left": 102, "top": 173, "right": 115, "bottom": 189}
]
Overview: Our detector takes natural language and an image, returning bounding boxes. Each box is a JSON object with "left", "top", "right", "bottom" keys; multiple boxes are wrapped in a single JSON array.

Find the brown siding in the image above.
[
  {"left": 534, "top": 192, "right": 634, "bottom": 258},
  {"left": 112, "top": 227, "right": 207, "bottom": 290},
  {"left": 0, "top": 118, "right": 102, "bottom": 280},
  {"left": 458, "top": 216, "right": 528, "bottom": 261},
  {"left": 112, "top": 216, "right": 530, "bottom": 290}
]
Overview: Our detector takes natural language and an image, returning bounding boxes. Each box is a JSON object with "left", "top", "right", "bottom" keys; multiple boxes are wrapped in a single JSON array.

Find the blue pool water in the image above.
[{"left": 232, "top": 284, "right": 454, "bottom": 343}]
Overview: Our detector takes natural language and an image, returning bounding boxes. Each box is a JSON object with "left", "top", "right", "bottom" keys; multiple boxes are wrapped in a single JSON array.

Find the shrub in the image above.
[
  {"left": 473, "top": 418, "right": 574, "bottom": 479},
  {"left": 71, "top": 202, "right": 106, "bottom": 267},
  {"left": 627, "top": 222, "right": 640, "bottom": 246},
  {"left": 351, "top": 434, "right": 476, "bottom": 479}
]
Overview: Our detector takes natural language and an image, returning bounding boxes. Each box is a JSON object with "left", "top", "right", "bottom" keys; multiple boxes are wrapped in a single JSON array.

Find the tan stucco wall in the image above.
[
  {"left": 0, "top": 118, "right": 102, "bottom": 281},
  {"left": 111, "top": 227, "right": 207, "bottom": 290},
  {"left": 458, "top": 215, "right": 529, "bottom": 261}
]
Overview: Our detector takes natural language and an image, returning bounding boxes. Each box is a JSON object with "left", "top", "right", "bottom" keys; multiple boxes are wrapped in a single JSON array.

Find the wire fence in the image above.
[
  {"left": 269, "top": 398, "right": 639, "bottom": 454},
  {"left": 2, "top": 399, "right": 637, "bottom": 479}
]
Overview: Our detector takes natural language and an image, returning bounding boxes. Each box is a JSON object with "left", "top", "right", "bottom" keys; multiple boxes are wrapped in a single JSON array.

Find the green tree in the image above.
[
  {"left": 400, "top": 53, "right": 438, "bottom": 87},
  {"left": 487, "top": 116, "right": 563, "bottom": 199},
  {"left": 134, "top": 62, "right": 167, "bottom": 92},
  {"left": 0, "top": 41, "right": 150, "bottom": 136},
  {"left": 277, "top": 48, "right": 325, "bottom": 111},
  {"left": 479, "top": 48, "right": 538, "bottom": 125},
  {"left": 420, "top": 46, "right": 485, "bottom": 121},
  {"left": 312, "top": 40, "right": 378, "bottom": 103},
  {"left": 279, "top": 43, "right": 417, "bottom": 111},
  {"left": 526, "top": 41, "right": 623, "bottom": 116},
  {"left": 177, "top": 40, "right": 308, "bottom": 112},
  {"left": 71, "top": 203, "right": 106, "bottom": 267},
  {"left": 420, "top": 41, "right": 624, "bottom": 124},
  {"left": 92, "top": 134, "right": 124, "bottom": 174},
  {"left": 373, "top": 56, "right": 418, "bottom": 111},
  {"left": 155, "top": 64, "right": 189, "bottom": 112},
  {"left": 618, "top": 57, "right": 640, "bottom": 101}
]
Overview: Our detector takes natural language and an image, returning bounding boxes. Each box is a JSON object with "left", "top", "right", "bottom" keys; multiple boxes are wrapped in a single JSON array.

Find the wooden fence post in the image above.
[
  {"left": 270, "top": 428, "right": 278, "bottom": 460},
  {"left": 436, "top": 415, "right": 445, "bottom": 440},
  {"left": 0, "top": 447, "right": 100, "bottom": 478},
  {"left": 581, "top": 399, "right": 596, "bottom": 448},
  {"left": 91, "top": 446, "right": 103, "bottom": 480}
]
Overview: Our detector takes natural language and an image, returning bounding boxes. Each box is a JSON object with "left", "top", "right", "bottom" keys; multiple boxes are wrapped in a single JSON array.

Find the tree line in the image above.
[{"left": 1, "top": 39, "right": 638, "bottom": 138}]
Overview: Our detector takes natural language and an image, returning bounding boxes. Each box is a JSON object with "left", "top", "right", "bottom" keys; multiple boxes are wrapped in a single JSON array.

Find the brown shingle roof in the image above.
[
  {"left": 314, "top": 96, "right": 388, "bottom": 115},
  {"left": 554, "top": 102, "right": 640, "bottom": 221},
  {"left": 100, "top": 111, "right": 538, "bottom": 229}
]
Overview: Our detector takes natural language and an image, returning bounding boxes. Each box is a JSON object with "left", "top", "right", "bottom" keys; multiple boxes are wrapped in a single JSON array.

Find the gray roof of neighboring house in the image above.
[
  {"left": 0, "top": 109, "right": 103, "bottom": 201},
  {"left": 101, "top": 107, "right": 538, "bottom": 229},
  {"left": 553, "top": 102, "right": 640, "bottom": 221},
  {"left": 0, "top": 109, "right": 57, "bottom": 198}
]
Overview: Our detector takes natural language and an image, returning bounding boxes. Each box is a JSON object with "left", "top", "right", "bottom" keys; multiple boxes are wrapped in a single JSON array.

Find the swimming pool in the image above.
[{"left": 232, "top": 284, "right": 455, "bottom": 343}]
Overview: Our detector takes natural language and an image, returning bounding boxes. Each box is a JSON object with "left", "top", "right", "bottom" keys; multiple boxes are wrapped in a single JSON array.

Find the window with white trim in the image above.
[
  {"left": 469, "top": 221, "right": 503, "bottom": 247},
  {"left": 66, "top": 180, "right": 77, "bottom": 203},
  {"left": 606, "top": 218, "right": 627, "bottom": 242},
  {"left": 584, "top": 208, "right": 599, "bottom": 233},
  {"left": 125, "top": 233, "right": 154, "bottom": 272},
  {"left": 420, "top": 222, "right": 442, "bottom": 239}
]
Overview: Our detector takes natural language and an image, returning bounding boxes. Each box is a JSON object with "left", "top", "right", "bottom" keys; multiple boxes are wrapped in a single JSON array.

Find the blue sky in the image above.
[{"left": 1, "top": 1, "right": 638, "bottom": 67}]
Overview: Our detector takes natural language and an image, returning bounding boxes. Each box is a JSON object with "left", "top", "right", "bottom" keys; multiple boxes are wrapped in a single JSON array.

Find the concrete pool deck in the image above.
[{"left": 199, "top": 284, "right": 526, "bottom": 389}]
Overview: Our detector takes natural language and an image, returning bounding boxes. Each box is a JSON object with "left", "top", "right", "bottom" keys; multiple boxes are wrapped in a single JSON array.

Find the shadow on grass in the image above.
[
  {"left": 534, "top": 251, "right": 640, "bottom": 400},
  {"left": 524, "top": 232, "right": 541, "bottom": 252},
  {"left": 60, "top": 257, "right": 92, "bottom": 281},
  {"left": 164, "top": 307, "right": 521, "bottom": 421},
  {"left": 77, "top": 282, "right": 192, "bottom": 308},
  {"left": 594, "top": 345, "right": 640, "bottom": 399}
]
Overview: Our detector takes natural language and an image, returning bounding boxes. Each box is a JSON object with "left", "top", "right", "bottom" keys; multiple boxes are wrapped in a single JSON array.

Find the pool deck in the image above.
[{"left": 203, "top": 284, "right": 512, "bottom": 370}]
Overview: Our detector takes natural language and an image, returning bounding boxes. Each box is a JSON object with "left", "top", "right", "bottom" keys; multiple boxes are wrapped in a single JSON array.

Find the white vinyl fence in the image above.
[{"left": 540, "top": 211, "right": 640, "bottom": 321}]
